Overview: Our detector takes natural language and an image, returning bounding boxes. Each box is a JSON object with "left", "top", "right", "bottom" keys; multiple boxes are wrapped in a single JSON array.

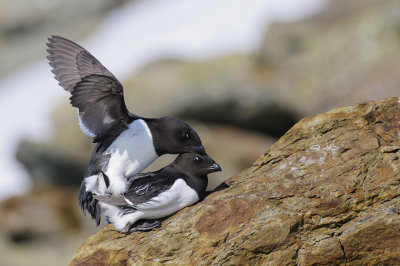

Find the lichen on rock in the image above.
[{"left": 70, "top": 98, "right": 400, "bottom": 265}]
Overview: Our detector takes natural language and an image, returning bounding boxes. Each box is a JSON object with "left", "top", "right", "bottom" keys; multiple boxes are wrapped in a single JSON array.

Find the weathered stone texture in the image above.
[{"left": 71, "top": 98, "right": 400, "bottom": 265}]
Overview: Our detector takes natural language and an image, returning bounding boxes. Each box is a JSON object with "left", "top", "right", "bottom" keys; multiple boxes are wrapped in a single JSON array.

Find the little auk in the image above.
[
  {"left": 46, "top": 35, "right": 206, "bottom": 225},
  {"left": 94, "top": 153, "right": 221, "bottom": 234}
]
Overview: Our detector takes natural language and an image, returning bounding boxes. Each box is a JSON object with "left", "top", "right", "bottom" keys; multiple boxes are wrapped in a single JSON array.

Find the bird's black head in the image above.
[
  {"left": 147, "top": 116, "right": 206, "bottom": 156},
  {"left": 173, "top": 153, "right": 222, "bottom": 178}
]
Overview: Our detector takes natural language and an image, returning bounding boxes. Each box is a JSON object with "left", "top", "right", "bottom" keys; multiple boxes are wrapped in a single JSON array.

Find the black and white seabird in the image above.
[
  {"left": 46, "top": 35, "right": 206, "bottom": 225},
  {"left": 94, "top": 153, "right": 221, "bottom": 234}
]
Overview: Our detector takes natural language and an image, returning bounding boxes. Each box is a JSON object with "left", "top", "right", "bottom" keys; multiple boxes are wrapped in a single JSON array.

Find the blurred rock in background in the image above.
[
  {"left": 0, "top": 187, "right": 80, "bottom": 242},
  {"left": 0, "top": 187, "right": 100, "bottom": 265},
  {"left": 255, "top": 0, "right": 400, "bottom": 115},
  {"left": 0, "top": 0, "right": 125, "bottom": 78},
  {"left": 125, "top": 56, "right": 299, "bottom": 137},
  {"left": 2, "top": 0, "right": 400, "bottom": 265}
]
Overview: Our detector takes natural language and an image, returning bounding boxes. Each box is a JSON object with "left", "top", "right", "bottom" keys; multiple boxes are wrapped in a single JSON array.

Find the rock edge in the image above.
[{"left": 71, "top": 97, "right": 400, "bottom": 265}]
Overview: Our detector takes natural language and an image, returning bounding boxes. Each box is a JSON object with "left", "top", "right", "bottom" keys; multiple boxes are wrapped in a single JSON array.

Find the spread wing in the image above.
[
  {"left": 46, "top": 35, "right": 117, "bottom": 92},
  {"left": 46, "top": 35, "right": 133, "bottom": 141}
]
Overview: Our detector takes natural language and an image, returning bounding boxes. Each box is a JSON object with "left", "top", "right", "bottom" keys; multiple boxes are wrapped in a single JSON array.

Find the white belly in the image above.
[
  {"left": 100, "top": 179, "right": 199, "bottom": 233},
  {"left": 136, "top": 179, "right": 200, "bottom": 219},
  {"left": 103, "top": 119, "right": 158, "bottom": 194}
]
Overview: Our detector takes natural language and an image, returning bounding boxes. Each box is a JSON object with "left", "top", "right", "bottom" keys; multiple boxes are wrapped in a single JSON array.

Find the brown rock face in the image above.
[{"left": 70, "top": 98, "right": 400, "bottom": 265}]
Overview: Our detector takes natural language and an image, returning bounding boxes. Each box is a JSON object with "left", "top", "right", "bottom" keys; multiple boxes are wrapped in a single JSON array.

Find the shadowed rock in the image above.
[{"left": 70, "top": 97, "right": 400, "bottom": 265}]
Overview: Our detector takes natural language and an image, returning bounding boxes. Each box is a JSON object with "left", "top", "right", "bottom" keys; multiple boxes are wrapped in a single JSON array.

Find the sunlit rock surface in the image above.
[{"left": 70, "top": 98, "right": 400, "bottom": 265}]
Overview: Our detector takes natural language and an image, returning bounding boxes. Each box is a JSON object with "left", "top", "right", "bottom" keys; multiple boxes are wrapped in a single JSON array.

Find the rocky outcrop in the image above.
[{"left": 70, "top": 97, "right": 400, "bottom": 265}]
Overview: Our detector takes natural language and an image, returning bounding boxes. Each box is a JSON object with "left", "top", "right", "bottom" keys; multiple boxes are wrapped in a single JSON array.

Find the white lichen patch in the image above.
[
  {"left": 299, "top": 156, "right": 316, "bottom": 166},
  {"left": 278, "top": 162, "right": 288, "bottom": 170},
  {"left": 324, "top": 141, "right": 340, "bottom": 156},
  {"left": 310, "top": 144, "right": 321, "bottom": 151},
  {"left": 275, "top": 141, "right": 341, "bottom": 176},
  {"left": 298, "top": 141, "right": 340, "bottom": 167}
]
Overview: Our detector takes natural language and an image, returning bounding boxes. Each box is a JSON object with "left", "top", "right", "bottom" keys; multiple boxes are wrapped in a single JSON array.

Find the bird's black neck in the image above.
[
  {"left": 167, "top": 163, "right": 208, "bottom": 197},
  {"left": 143, "top": 118, "right": 165, "bottom": 156},
  {"left": 177, "top": 170, "right": 208, "bottom": 197}
]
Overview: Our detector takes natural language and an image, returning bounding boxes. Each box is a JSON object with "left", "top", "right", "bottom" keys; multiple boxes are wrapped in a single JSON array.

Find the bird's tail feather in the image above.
[{"left": 78, "top": 181, "right": 102, "bottom": 226}]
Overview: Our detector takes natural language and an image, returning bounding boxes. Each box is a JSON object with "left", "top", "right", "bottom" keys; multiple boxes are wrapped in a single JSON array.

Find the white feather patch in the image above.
[
  {"left": 124, "top": 197, "right": 134, "bottom": 206},
  {"left": 84, "top": 174, "right": 108, "bottom": 195},
  {"left": 103, "top": 114, "right": 114, "bottom": 125},
  {"left": 104, "top": 119, "right": 158, "bottom": 195},
  {"left": 85, "top": 175, "right": 99, "bottom": 193},
  {"left": 100, "top": 202, "right": 143, "bottom": 231},
  {"left": 77, "top": 111, "right": 96, "bottom": 137}
]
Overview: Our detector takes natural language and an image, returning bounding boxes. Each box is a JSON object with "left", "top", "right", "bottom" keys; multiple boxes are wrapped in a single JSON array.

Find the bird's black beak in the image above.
[
  {"left": 193, "top": 146, "right": 206, "bottom": 156},
  {"left": 209, "top": 162, "right": 222, "bottom": 172}
]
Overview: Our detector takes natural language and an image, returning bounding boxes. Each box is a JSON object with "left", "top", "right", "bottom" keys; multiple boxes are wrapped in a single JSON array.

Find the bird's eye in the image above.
[
  {"left": 183, "top": 133, "right": 190, "bottom": 140},
  {"left": 193, "top": 156, "right": 201, "bottom": 163}
]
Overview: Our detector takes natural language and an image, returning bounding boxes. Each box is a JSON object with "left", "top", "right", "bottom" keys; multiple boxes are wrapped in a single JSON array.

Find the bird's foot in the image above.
[{"left": 128, "top": 220, "right": 161, "bottom": 234}]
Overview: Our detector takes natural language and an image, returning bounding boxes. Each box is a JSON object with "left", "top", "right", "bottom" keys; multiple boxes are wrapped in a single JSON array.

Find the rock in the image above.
[
  {"left": 123, "top": 0, "right": 400, "bottom": 135},
  {"left": 0, "top": 186, "right": 104, "bottom": 266},
  {"left": 125, "top": 55, "right": 299, "bottom": 137},
  {"left": 255, "top": 0, "right": 400, "bottom": 116},
  {"left": 15, "top": 140, "right": 90, "bottom": 186},
  {"left": 15, "top": 103, "right": 94, "bottom": 186},
  {"left": 0, "top": 187, "right": 80, "bottom": 242},
  {"left": 70, "top": 97, "right": 400, "bottom": 265}
]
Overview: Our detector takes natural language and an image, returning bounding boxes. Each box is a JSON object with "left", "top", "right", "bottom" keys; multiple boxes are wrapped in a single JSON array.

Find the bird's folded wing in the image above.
[
  {"left": 94, "top": 187, "right": 180, "bottom": 212},
  {"left": 126, "top": 172, "right": 155, "bottom": 185},
  {"left": 124, "top": 177, "right": 176, "bottom": 208}
]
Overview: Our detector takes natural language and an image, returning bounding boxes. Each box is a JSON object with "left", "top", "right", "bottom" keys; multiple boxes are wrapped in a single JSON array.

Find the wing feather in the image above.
[
  {"left": 47, "top": 35, "right": 118, "bottom": 92},
  {"left": 94, "top": 170, "right": 178, "bottom": 209},
  {"left": 46, "top": 35, "right": 134, "bottom": 140}
]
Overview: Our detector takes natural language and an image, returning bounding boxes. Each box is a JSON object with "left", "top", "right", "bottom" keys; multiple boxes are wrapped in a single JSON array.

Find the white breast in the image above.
[
  {"left": 135, "top": 178, "right": 200, "bottom": 219},
  {"left": 103, "top": 119, "right": 158, "bottom": 194}
]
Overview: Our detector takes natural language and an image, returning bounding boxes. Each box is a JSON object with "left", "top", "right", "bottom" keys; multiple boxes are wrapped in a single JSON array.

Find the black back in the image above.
[{"left": 124, "top": 168, "right": 178, "bottom": 206}]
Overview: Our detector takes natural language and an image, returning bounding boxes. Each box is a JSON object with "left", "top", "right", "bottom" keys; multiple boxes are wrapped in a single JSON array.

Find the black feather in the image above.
[
  {"left": 46, "top": 35, "right": 135, "bottom": 141},
  {"left": 102, "top": 171, "right": 110, "bottom": 188}
]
